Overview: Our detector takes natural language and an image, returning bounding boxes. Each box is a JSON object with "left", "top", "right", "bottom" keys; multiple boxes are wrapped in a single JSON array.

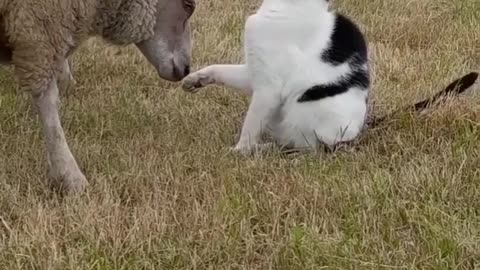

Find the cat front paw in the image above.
[
  {"left": 181, "top": 72, "right": 215, "bottom": 93},
  {"left": 229, "top": 144, "right": 253, "bottom": 155},
  {"left": 229, "top": 143, "right": 274, "bottom": 156}
]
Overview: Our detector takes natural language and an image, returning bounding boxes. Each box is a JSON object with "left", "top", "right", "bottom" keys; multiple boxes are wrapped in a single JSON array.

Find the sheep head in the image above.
[{"left": 135, "top": 0, "right": 195, "bottom": 82}]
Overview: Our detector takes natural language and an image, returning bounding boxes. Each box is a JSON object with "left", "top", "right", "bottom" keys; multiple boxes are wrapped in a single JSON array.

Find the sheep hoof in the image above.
[
  {"left": 181, "top": 72, "right": 214, "bottom": 93},
  {"left": 48, "top": 168, "right": 88, "bottom": 194}
]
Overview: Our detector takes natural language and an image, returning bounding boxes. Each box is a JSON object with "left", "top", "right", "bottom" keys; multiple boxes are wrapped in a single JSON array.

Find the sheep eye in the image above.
[{"left": 183, "top": 0, "right": 196, "bottom": 15}]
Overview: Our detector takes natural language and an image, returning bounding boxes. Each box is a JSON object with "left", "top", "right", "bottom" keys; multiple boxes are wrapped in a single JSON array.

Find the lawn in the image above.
[{"left": 0, "top": 0, "right": 479, "bottom": 269}]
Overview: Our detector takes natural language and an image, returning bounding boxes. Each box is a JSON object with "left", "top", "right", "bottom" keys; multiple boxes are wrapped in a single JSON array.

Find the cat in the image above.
[{"left": 182, "top": 0, "right": 479, "bottom": 154}]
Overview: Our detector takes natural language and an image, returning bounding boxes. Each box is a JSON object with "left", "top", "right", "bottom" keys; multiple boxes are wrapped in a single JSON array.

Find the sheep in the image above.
[{"left": 0, "top": 0, "right": 196, "bottom": 193}]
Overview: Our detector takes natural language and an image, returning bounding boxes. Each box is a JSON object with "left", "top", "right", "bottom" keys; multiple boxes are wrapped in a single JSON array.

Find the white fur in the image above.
[{"left": 182, "top": 0, "right": 369, "bottom": 153}]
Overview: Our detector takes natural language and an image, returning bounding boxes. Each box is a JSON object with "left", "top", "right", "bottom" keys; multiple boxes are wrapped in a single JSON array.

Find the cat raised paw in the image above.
[{"left": 181, "top": 72, "right": 215, "bottom": 93}]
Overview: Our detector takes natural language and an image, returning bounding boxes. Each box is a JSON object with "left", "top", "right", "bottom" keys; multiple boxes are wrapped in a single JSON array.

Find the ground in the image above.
[{"left": 0, "top": 0, "right": 479, "bottom": 269}]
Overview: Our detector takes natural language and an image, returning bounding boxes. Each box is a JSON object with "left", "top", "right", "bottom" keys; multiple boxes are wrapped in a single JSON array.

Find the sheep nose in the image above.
[{"left": 172, "top": 63, "right": 190, "bottom": 81}]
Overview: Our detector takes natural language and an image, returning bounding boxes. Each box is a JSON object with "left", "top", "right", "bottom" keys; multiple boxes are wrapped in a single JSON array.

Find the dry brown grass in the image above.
[{"left": 1, "top": 0, "right": 480, "bottom": 269}]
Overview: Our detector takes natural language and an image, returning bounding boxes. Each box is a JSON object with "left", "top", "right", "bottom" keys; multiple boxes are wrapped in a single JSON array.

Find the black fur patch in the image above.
[
  {"left": 298, "top": 13, "right": 370, "bottom": 103},
  {"left": 322, "top": 14, "right": 368, "bottom": 66},
  {"left": 412, "top": 72, "right": 479, "bottom": 110},
  {"left": 368, "top": 72, "right": 479, "bottom": 128},
  {"left": 297, "top": 69, "right": 369, "bottom": 102}
]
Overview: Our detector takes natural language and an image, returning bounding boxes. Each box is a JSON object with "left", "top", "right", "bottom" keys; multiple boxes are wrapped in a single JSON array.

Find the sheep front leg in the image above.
[
  {"left": 34, "top": 77, "right": 87, "bottom": 193},
  {"left": 57, "top": 58, "right": 76, "bottom": 96}
]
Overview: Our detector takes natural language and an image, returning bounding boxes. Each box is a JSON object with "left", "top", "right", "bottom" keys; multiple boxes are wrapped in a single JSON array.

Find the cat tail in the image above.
[{"left": 368, "top": 72, "right": 479, "bottom": 128}]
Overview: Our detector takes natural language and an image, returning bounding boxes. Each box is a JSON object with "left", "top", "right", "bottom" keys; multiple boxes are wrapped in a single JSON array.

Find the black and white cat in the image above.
[{"left": 182, "top": 0, "right": 478, "bottom": 153}]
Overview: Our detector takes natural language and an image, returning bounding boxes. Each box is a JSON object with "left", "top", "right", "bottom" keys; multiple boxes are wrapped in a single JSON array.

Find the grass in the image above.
[{"left": 1, "top": 0, "right": 480, "bottom": 269}]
